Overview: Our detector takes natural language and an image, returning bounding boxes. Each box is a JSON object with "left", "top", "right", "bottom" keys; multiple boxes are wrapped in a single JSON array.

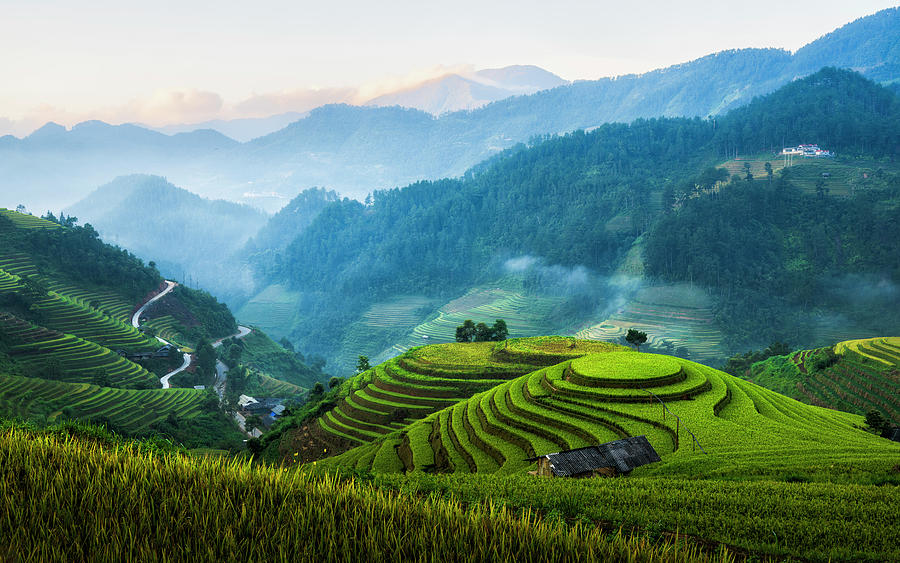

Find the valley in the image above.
[{"left": 1, "top": 6, "right": 900, "bottom": 561}]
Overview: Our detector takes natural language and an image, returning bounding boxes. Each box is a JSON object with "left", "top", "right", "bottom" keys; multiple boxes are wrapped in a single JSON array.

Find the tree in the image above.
[
  {"left": 474, "top": 322, "right": 492, "bottom": 342},
  {"left": 309, "top": 381, "right": 325, "bottom": 400},
  {"left": 329, "top": 376, "right": 343, "bottom": 389},
  {"left": 245, "top": 414, "right": 263, "bottom": 431},
  {"left": 356, "top": 355, "right": 371, "bottom": 373},
  {"left": 625, "top": 329, "right": 648, "bottom": 352},
  {"left": 455, "top": 320, "right": 476, "bottom": 342},
  {"left": 865, "top": 410, "right": 887, "bottom": 433},
  {"left": 226, "top": 344, "right": 243, "bottom": 369},
  {"left": 195, "top": 338, "right": 217, "bottom": 386},
  {"left": 764, "top": 162, "right": 773, "bottom": 184},
  {"left": 743, "top": 162, "right": 753, "bottom": 180},
  {"left": 491, "top": 319, "right": 509, "bottom": 341}
]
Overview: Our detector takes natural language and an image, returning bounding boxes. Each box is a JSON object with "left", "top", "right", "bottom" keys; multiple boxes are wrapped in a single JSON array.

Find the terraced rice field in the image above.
[
  {"left": 0, "top": 252, "right": 146, "bottom": 340},
  {"left": 0, "top": 373, "right": 208, "bottom": 433},
  {"left": 375, "top": 288, "right": 565, "bottom": 363},
  {"left": 0, "top": 313, "right": 159, "bottom": 389},
  {"left": 318, "top": 338, "right": 624, "bottom": 448},
  {"left": 360, "top": 296, "right": 434, "bottom": 328},
  {"left": 804, "top": 337, "right": 900, "bottom": 421},
  {"left": 575, "top": 283, "right": 726, "bottom": 363},
  {"left": 720, "top": 157, "right": 786, "bottom": 179},
  {"left": 0, "top": 252, "right": 41, "bottom": 278},
  {"left": 0, "top": 209, "right": 61, "bottom": 230},
  {"left": 326, "top": 348, "right": 892, "bottom": 477},
  {"left": 33, "top": 291, "right": 155, "bottom": 350},
  {"left": 236, "top": 284, "right": 302, "bottom": 340},
  {"left": 335, "top": 295, "right": 437, "bottom": 370},
  {"left": 719, "top": 157, "right": 891, "bottom": 197},
  {"left": 248, "top": 373, "right": 306, "bottom": 399},
  {"left": 144, "top": 315, "right": 188, "bottom": 346}
]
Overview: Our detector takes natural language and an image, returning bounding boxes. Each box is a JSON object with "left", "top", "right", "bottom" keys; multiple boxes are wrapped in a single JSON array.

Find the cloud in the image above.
[
  {"left": 501, "top": 254, "right": 591, "bottom": 293},
  {"left": 503, "top": 255, "right": 539, "bottom": 273},
  {"left": 233, "top": 87, "right": 356, "bottom": 117},
  {"left": 120, "top": 89, "right": 225, "bottom": 124},
  {"left": 355, "top": 64, "right": 474, "bottom": 101},
  {"left": 0, "top": 63, "right": 488, "bottom": 136},
  {"left": 827, "top": 273, "right": 898, "bottom": 304}
]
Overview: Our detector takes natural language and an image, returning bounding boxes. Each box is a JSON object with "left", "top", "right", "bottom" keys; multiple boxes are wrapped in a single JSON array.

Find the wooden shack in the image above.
[{"left": 527, "top": 435, "right": 661, "bottom": 478}]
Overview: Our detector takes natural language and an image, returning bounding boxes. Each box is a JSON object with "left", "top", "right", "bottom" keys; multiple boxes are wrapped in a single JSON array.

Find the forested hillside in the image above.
[
  {"left": 65, "top": 175, "right": 268, "bottom": 299},
  {"left": 247, "top": 69, "right": 900, "bottom": 369}
]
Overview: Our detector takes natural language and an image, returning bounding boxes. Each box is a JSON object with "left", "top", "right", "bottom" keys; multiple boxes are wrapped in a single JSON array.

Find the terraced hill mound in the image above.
[
  {"left": 321, "top": 346, "right": 896, "bottom": 476},
  {"left": 749, "top": 337, "right": 900, "bottom": 424},
  {"left": 259, "top": 337, "right": 626, "bottom": 462}
]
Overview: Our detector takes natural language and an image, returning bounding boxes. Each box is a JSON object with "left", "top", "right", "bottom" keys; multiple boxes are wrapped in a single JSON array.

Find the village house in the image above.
[
  {"left": 781, "top": 144, "right": 834, "bottom": 157},
  {"left": 237, "top": 394, "right": 286, "bottom": 426},
  {"left": 117, "top": 344, "right": 177, "bottom": 362},
  {"left": 527, "top": 435, "right": 661, "bottom": 478}
]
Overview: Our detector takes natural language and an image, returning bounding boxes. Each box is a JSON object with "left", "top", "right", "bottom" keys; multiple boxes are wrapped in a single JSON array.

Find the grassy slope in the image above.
[{"left": 0, "top": 423, "right": 736, "bottom": 563}]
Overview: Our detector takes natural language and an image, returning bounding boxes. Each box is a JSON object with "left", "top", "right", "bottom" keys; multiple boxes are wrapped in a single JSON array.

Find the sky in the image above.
[{"left": 0, "top": 0, "right": 897, "bottom": 136}]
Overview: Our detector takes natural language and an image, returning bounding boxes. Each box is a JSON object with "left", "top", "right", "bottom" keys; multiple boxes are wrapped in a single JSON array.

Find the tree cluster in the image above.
[
  {"left": 455, "top": 319, "right": 509, "bottom": 343},
  {"left": 721, "top": 342, "right": 793, "bottom": 376},
  {"left": 0, "top": 214, "right": 161, "bottom": 302}
]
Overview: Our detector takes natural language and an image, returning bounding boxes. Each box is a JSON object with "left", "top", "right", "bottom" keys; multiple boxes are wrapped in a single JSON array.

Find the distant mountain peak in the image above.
[
  {"left": 365, "top": 65, "right": 568, "bottom": 115},
  {"left": 26, "top": 121, "right": 67, "bottom": 139}
]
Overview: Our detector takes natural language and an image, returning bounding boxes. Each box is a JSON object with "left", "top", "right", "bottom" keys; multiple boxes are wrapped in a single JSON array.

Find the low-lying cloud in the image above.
[
  {"left": 0, "top": 64, "right": 478, "bottom": 138},
  {"left": 501, "top": 254, "right": 644, "bottom": 319}
]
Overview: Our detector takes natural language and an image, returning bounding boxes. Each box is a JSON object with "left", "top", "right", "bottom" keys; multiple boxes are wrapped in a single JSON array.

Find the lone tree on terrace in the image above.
[
  {"left": 625, "top": 329, "right": 648, "bottom": 352},
  {"left": 356, "top": 355, "right": 371, "bottom": 373}
]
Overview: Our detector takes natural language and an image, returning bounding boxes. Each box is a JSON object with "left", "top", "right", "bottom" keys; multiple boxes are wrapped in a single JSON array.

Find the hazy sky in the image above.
[{"left": 0, "top": 1, "right": 896, "bottom": 135}]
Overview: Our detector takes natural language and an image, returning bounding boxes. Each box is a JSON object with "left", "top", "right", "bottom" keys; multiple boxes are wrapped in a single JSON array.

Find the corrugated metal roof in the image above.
[{"left": 534, "top": 436, "right": 661, "bottom": 477}]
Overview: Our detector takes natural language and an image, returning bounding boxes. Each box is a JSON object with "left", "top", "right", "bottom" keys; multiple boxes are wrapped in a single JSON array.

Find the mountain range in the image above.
[{"left": 3, "top": 8, "right": 898, "bottom": 215}]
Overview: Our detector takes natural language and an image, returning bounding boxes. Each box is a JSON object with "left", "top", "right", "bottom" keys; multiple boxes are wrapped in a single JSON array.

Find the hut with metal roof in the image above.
[{"left": 526, "top": 436, "right": 661, "bottom": 478}]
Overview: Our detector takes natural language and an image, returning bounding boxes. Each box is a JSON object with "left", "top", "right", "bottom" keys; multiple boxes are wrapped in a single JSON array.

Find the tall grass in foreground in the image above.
[{"left": 0, "top": 427, "right": 734, "bottom": 562}]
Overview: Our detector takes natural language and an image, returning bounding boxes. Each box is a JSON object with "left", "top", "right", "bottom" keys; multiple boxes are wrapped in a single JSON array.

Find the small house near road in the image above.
[
  {"left": 527, "top": 436, "right": 661, "bottom": 477},
  {"left": 118, "top": 344, "right": 178, "bottom": 362},
  {"left": 238, "top": 395, "right": 287, "bottom": 427}
]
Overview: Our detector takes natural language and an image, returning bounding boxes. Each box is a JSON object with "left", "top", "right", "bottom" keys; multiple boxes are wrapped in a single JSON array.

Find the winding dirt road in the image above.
[
  {"left": 131, "top": 280, "right": 191, "bottom": 389},
  {"left": 131, "top": 281, "right": 251, "bottom": 391}
]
